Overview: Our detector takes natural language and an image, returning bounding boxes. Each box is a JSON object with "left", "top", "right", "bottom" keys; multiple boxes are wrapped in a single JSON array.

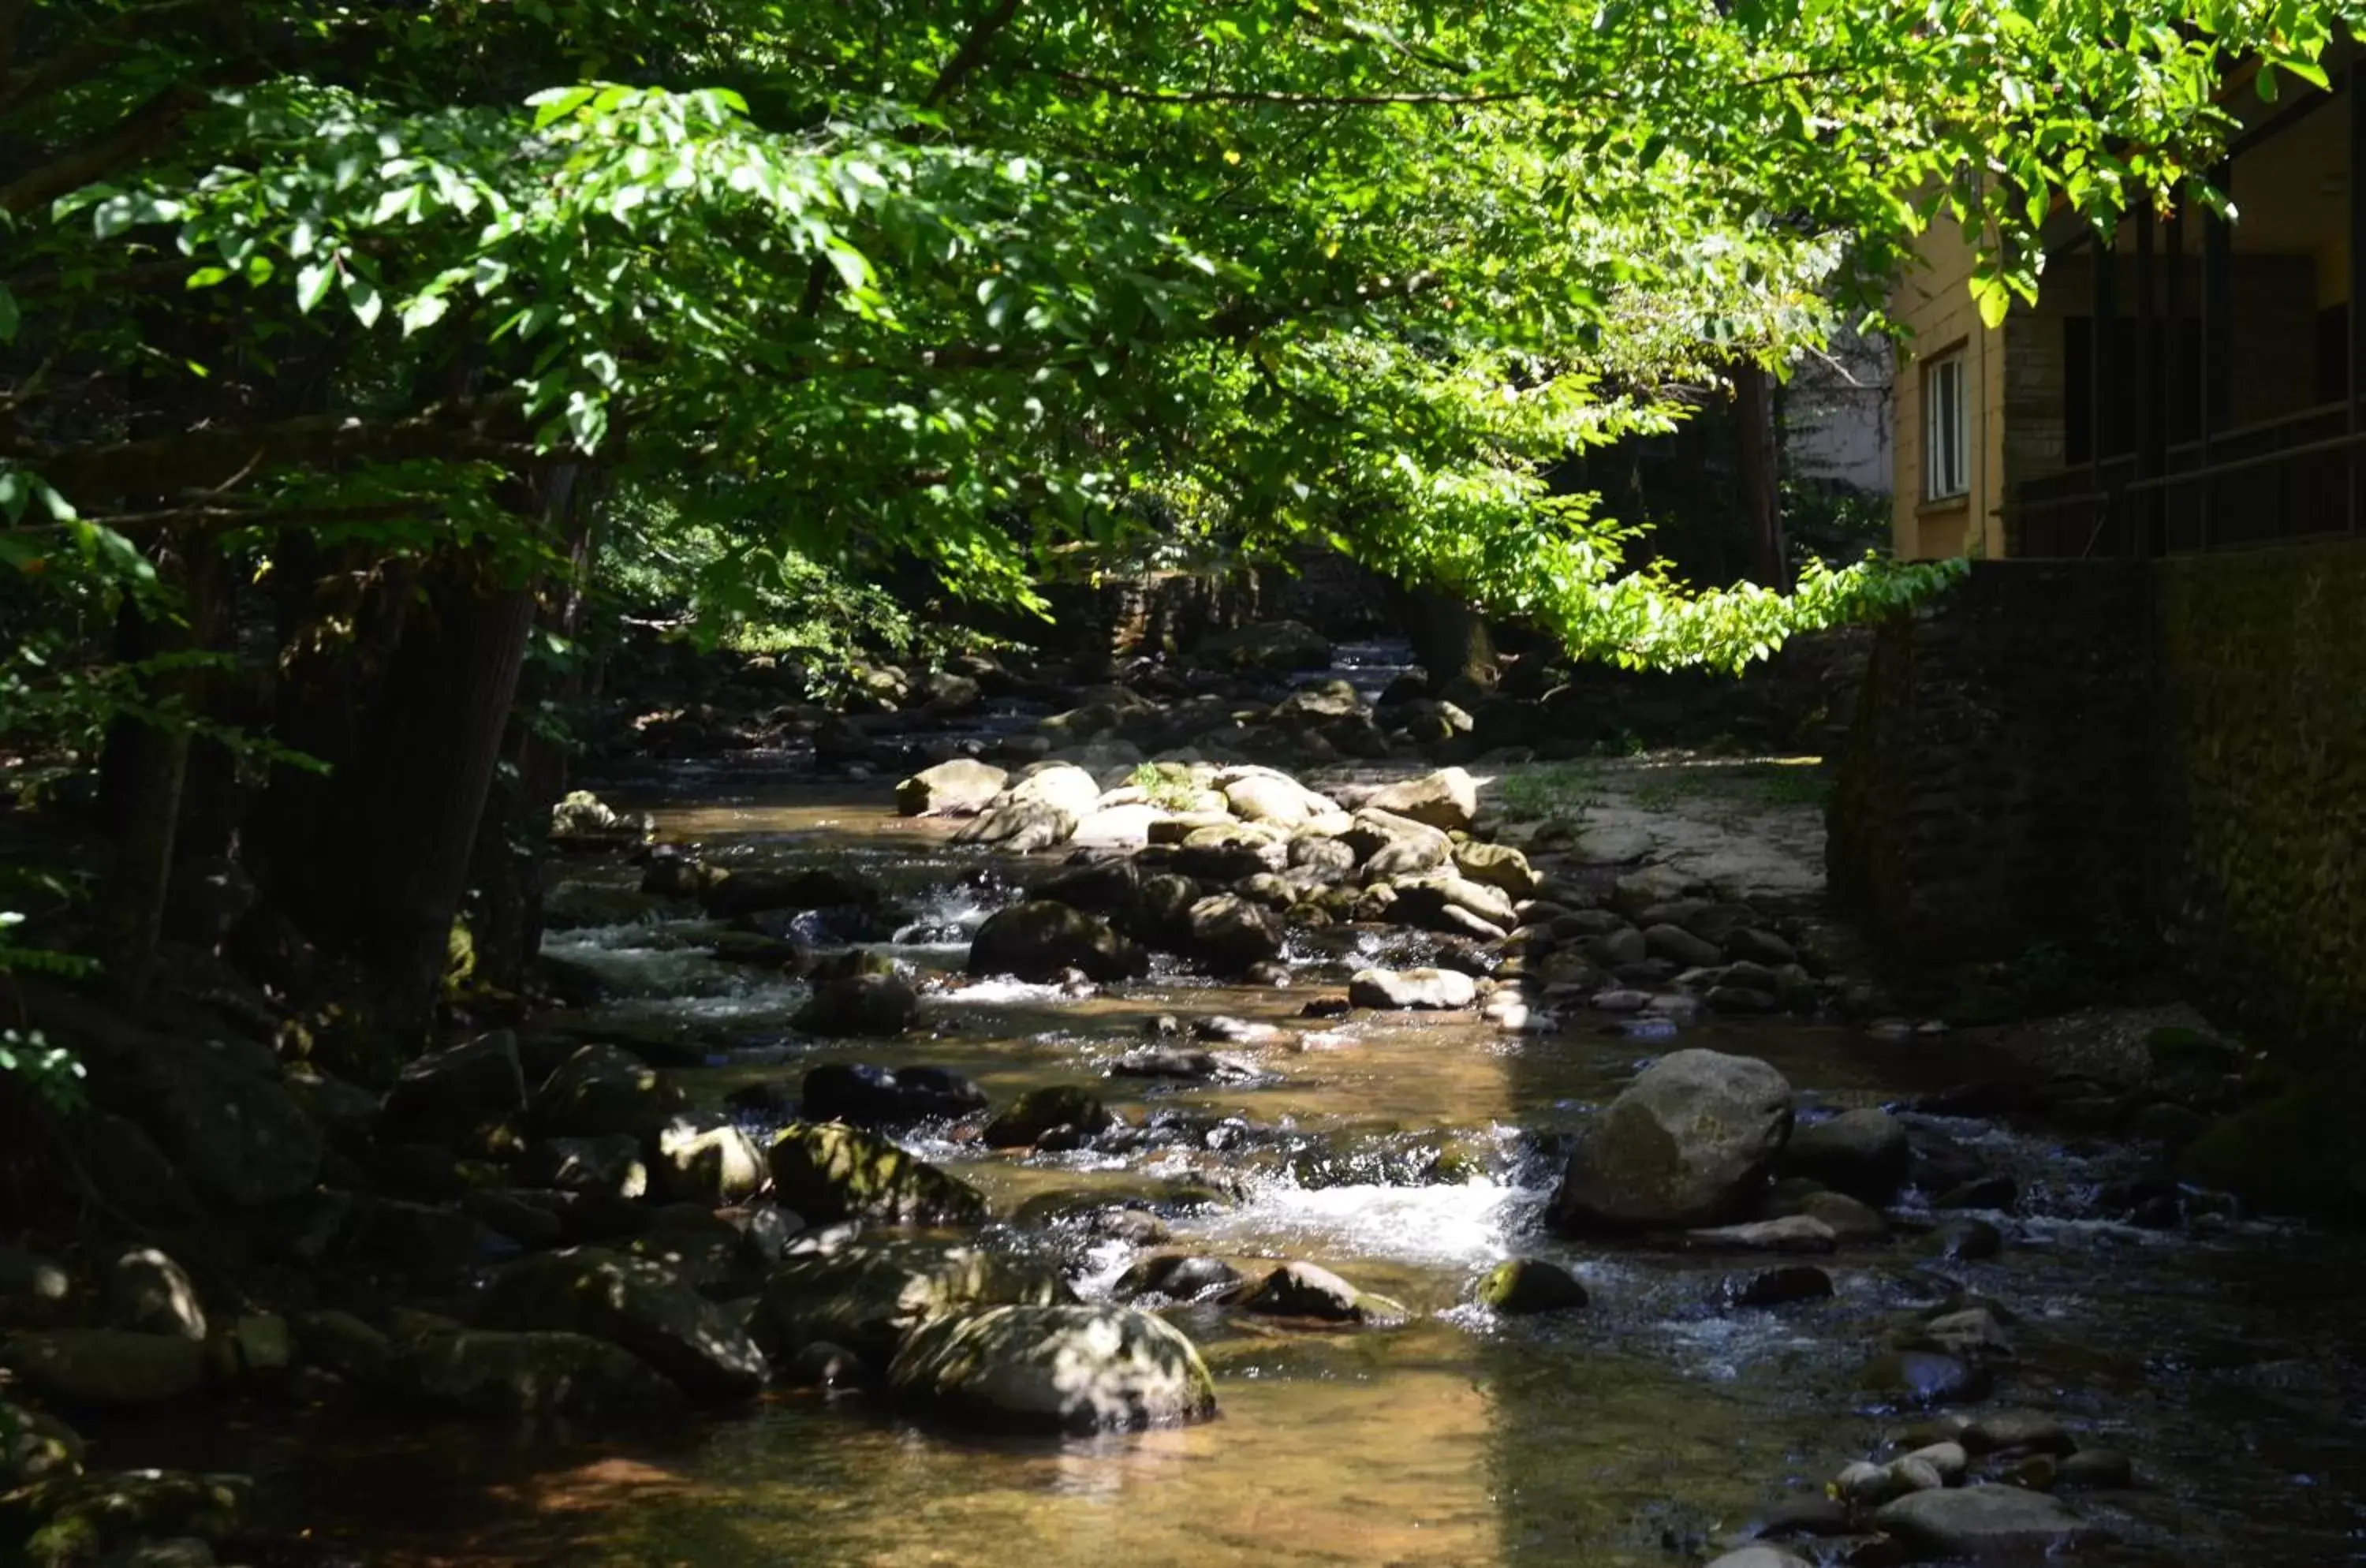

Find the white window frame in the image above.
[{"left": 1923, "top": 348, "right": 1969, "bottom": 502}]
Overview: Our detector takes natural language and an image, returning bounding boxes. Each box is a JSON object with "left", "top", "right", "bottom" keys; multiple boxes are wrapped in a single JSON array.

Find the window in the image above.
[{"left": 1923, "top": 349, "right": 1969, "bottom": 501}]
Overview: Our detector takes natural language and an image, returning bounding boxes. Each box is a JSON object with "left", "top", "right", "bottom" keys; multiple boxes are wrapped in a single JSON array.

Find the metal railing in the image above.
[{"left": 2005, "top": 399, "right": 2365, "bottom": 558}]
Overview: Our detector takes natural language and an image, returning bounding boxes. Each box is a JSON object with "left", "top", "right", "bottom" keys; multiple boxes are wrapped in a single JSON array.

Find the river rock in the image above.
[
  {"left": 8, "top": 1469, "right": 251, "bottom": 1566},
  {"left": 1, "top": 1330, "right": 207, "bottom": 1408},
  {"left": 967, "top": 900, "right": 1144, "bottom": 983},
  {"left": 1114, "top": 1254, "right": 1245, "bottom": 1305},
  {"left": 378, "top": 1030, "right": 525, "bottom": 1145},
  {"left": 1782, "top": 1108, "right": 1911, "bottom": 1201},
  {"left": 1348, "top": 967, "right": 1476, "bottom": 1010},
  {"left": 1365, "top": 767, "right": 1478, "bottom": 831},
  {"left": 1861, "top": 1350, "right": 1992, "bottom": 1408},
  {"left": 0, "top": 1245, "right": 73, "bottom": 1326},
  {"left": 888, "top": 1304, "right": 1218, "bottom": 1433},
  {"left": 982, "top": 1085, "right": 1114, "bottom": 1148},
  {"left": 1237, "top": 1262, "right": 1405, "bottom": 1323},
  {"left": 1686, "top": 1215, "right": 1836, "bottom": 1253},
  {"left": 1472, "top": 1259, "right": 1589, "bottom": 1313},
  {"left": 1110, "top": 1047, "right": 1238, "bottom": 1081},
  {"left": 1453, "top": 842, "right": 1539, "bottom": 899},
  {"left": 530, "top": 1043, "right": 688, "bottom": 1141},
  {"left": 1221, "top": 769, "right": 1335, "bottom": 827},
  {"left": 767, "top": 1122, "right": 987, "bottom": 1225},
  {"left": 952, "top": 763, "right": 1104, "bottom": 851},
  {"left": 517, "top": 1133, "right": 647, "bottom": 1198},
  {"left": 699, "top": 865, "right": 881, "bottom": 919},
  {"left": 1179, "top": 894, "right": 1286, "bottom": 975},
  {"left": 403, "top": 1327, "right": 684, "bottom": 1424},
  {"left": 1774, "top": 1188, "right": 1890, "bottom": 1243},
  {"left": 290, "top": 1310, "right": 396, "bottom": 1390},
  {"left": 1644, "top": 923, "right": 1723, "bottom": 968},
  {"left": 1961, "top": 1410, "right": 2075, "bottom": 1455},
  {"left": 1924, "top": 1218, "right": 2005, "bottom": 1260},
  {"left": 793, "top": 971, "right": 922, "bottom": 1037},
  {"left": 1550, "top": 1049, "right": 1796, "bottom": 1234},
  {"left": 1390, "top": 872, "right": 1519, "bottom": 932},
  {"left": 759, "top": 1239, "right": 1073, "bottom": 1366},
  {"left": 55, "top": 1000, "right": 323, "bottom": 1210},
  {"left": 1873, "top": 1485, "right": 2102, "bottom": 1559},
  {"left": 0, "top": 1397, "right": 83, "bottom": 1486},
  {"left": 476, "top": 1246, "right": 767, "bottom": 1404},
  {"left": 1725, "top": 1264, "right": 1834, "bottom": 1308},
  {"left": 799, "top": 1063, "right": 987, "bottom": 1127},
  {"left": 654, "top": 1121, "right": 767, "bottom": 1204},
  {"left": 104, "top": 1249, "right": 207, "bottom": 1342},
  {"left": 1704, "top": 1549, "right": 1814, "bottom": 1568},
  {"left": 896, "top": 760, "right": 1007, "bottom": 817}
]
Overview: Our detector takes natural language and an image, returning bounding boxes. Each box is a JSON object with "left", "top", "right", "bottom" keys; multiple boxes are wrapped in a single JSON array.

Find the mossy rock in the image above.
[
  {"left": 1472, "top": 1258, "right": 1589, "bottom": 1315},
  {"left": 2181, "top": 1088, "right": 2366, "bottom": 1219},
  {"left": 767, "top": 1122, "right": 988, "bottom": 1226},
  {"left": 4, "top": 1469, "right": 250, "bottom": 1568},
  {"left": 2144, "top": 1025, "right": 2241, "bottom": 1077}
]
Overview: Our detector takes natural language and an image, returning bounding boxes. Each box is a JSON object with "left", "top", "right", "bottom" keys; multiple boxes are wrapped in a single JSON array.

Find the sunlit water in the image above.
[{"left": 103, "top": 778, "right": 2366, "bottom": 1567}]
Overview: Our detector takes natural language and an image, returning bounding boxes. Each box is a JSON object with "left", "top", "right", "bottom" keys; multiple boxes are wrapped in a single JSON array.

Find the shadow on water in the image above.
[{"left": 101, "top": 777, "right": 2366, "bottom": 1567}]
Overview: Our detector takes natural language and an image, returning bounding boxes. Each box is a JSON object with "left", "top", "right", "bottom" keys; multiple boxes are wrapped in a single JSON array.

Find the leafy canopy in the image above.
[{"left": 4, "top": 0, "right": 2360, "bottom": 669}]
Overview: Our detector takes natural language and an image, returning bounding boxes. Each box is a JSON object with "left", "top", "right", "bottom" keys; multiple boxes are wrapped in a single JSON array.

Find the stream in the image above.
[{"left": 99, "top": 775, "right": 2366, "bottom": 1567}]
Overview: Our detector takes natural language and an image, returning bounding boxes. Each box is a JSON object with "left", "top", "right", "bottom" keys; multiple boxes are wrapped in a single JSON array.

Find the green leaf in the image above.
[
  {"left": 528, "top": 85, "right": 599, "bottom": 128},
  {"left": 295, "top": 263, "right": 335, "bottom": 315},
  {"left": 344, "top": 274, "right": 383, "bottom": 329},
  {"left": 185, "top": 265, "right": 233, "bottom": 289}
]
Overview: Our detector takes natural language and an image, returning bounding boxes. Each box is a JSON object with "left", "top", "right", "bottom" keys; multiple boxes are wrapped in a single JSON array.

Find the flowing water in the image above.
[{"left": 112, "top": 780, "right": 2366, "bottom": 1566}]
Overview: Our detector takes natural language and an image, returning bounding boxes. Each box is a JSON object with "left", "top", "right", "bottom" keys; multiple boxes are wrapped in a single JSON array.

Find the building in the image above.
[{"left": 1890, "top": 50, "right": 2360, "bottom": 560}]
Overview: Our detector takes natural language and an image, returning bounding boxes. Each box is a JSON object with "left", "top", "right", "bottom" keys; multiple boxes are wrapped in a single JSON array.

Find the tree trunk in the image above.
[
  {"left": 1396, "top": 586, "right": 1497, "bottom": 692},
  {"left": 93, "top": 542, "right": 224, "bottom": 1003},
  {"left": 289, "top": 469, "right": 573, "bottom": 1049},
  {"left": 466, "top": 470, "right": 603, "bottom": 995},
  {"left": 1733, "top": 360, "right": 1789, "bottom": 590}
]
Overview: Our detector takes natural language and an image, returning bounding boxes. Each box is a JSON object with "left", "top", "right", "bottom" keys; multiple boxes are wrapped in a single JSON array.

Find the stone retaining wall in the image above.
[{"left": 1830, "top": 539, "right": 2366, "bottom": 1066}]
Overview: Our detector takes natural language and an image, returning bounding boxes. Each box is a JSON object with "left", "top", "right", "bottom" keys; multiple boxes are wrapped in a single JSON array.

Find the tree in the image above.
[{"left": 2, "top": 0, "right": 2356, "bottom": 1039}]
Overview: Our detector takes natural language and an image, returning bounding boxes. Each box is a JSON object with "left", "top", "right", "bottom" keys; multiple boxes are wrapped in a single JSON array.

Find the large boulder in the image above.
[
  {"left": 41, "top": 994, "right": 322, "bottom": 1211},
  {"left": 793, "top": 972, "right": 922, "bottom": 1038},
  {"left": 1, "top": 1330, "right": 207, "bottom": 1408},
  {"left": 1194, "top": 620, "right": 1330, "bottom": 674},
  {"left": 1237, "top": 1261, "right": 1407, "bottom": 1323},
  {"left": 402, "top": 1327, "right": 684, "bottom": 1424},
  {"left": 474, "top": 1247, "right": 767, "bottom": 1404},
  {"left": 1177, "top": 894, "right": 1286, "bottom": 976},
  {"left": 1389, "top": 872, "right": 1518, "bottom": 932},
  {"left": 887, "top": 1305, "right": 1218, "bottom": 1433},
  {"left": 952, "top": 763, "right": 1103, "bottom": 853},
  {"left": 529, "top": 1043, "right": 688, "bottom": 1141},
  {"left": 798, "top": 1063, "right": 988, "bottom": 1128},
  {"left": 1348, "top": 968, "right": 1476, "bottom": 1010},
  {"left": 378, "top": 1030, "right": 524, "bottom": 1147},
  {"left": 1549, "top": 1049, "right": 1796, "bottom": 1233},
  {"left": 967, "top": 901, "right": 1143, "bottom": 983},
  {"left": 896, "top": 760, "right": 1008, "bottom": 817},
  {"left": 1364, "top": 767, "right": 1479, "bottom": 831},
  {"left": 767, "top": 1122, "right": 988, "bottom": 1226},
  {"left": 757, "top": 1240, "right": 1072, "bottom": 1366}
]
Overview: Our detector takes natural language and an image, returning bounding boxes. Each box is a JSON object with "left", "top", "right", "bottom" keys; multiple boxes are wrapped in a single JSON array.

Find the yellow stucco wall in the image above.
[{"left": 1890, "top": 218, "right": 2010, "bottom": 561}]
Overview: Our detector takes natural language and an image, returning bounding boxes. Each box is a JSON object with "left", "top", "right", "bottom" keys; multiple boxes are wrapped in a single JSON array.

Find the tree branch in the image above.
[
  {"left": 924, "top": 0, "right": 1024, "bottom": 107},
  {"left": 1034, "top": 66, "right": 1532, "bottom": 106},
  {"left": 0, "top": 82, "right": 211, "bottom": 216},
  {"left": 9, "top": 397, "right": 533, "bottom": 502}
]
